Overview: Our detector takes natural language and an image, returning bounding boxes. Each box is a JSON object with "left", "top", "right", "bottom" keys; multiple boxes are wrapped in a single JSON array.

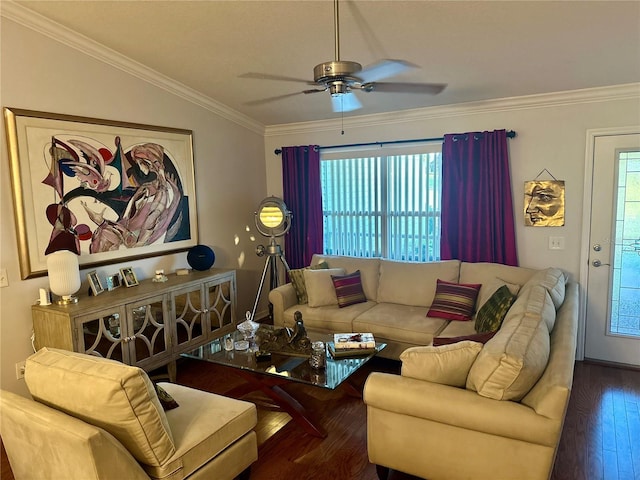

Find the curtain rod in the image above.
[{"left": 273, "top": 130, "right": 516, "bottom": 155}]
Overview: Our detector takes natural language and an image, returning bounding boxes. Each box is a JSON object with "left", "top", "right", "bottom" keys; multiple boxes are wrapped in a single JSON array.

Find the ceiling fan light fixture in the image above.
[{"left": 330, "top": 81, "right": 350, "bottom": 96}]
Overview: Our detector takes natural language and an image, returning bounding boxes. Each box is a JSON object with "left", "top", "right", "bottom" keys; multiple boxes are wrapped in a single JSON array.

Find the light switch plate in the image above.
[{"left": 548, "top": 236, "right": 565, "bottom": 250}]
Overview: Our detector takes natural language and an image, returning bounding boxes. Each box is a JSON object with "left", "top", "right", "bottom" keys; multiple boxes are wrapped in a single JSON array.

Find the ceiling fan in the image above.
[{"left": 240, "top": 0, "right": 446, "bottom": 113}]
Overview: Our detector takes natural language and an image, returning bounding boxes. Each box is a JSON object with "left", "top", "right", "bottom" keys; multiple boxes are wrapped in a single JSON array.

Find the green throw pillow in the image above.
[
  {"left": 289, "top": 261, "right": 328, "bottom": 304},
  {"left": 474, "top": 284, "right": 516, "bottom": 333}
]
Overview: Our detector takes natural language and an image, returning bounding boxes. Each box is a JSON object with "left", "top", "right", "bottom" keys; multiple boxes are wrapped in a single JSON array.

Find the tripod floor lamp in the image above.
[{"left": 250, "top": 196, "right": 292, "bottom": 321}]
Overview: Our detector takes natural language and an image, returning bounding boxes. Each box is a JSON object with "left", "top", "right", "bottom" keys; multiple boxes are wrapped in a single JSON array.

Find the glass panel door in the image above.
[
  {"left": 172, "top": 285, "right": 206, "bottom": 352},
  {"left": 585, "top": 132, "right": 640, "bottom": 366},
  {"left": 76, "top": 308, "right": 126, "bottom": 362},
  {"left": 127, "top": 295, "right": 171, "bottom": 367},
  {"left": 207, "top": 278, "right": 235, "bottom": 335},
  {"left": 611, "top": 150, "right": 640, "bottom": 337}
]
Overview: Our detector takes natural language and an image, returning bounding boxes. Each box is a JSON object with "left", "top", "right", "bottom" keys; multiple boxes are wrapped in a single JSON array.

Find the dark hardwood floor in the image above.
[{"left": 2, "top": 359, "right": 639, "bottom": 480}]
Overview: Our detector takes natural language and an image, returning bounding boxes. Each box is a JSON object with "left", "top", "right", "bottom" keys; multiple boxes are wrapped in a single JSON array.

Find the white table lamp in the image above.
[{"left": 46, "top": 250, "right": 81, "bottom": 305}]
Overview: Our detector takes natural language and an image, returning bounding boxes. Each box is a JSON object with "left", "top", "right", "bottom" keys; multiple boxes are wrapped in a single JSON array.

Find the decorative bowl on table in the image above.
[{"left": 237, "top": 316, "right": 259, "bottom": 341}]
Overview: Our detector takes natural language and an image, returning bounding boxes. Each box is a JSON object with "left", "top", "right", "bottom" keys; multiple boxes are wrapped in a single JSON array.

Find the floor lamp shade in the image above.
[{"left": 46, "top": 250, "right": 81, "bottom": 304}]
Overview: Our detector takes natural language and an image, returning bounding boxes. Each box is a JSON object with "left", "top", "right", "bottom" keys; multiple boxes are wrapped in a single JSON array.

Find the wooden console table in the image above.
[{"left": 32, "top": 269, "right": 237, "bottom": 381}]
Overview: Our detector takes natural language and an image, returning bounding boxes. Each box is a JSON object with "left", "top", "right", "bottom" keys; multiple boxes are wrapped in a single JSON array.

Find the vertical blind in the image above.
[{"left": 321, "top": 148, "right": 442, "bottom": 261}]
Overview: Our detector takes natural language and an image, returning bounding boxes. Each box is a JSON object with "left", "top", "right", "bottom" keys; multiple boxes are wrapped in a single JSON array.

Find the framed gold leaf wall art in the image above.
[{"left": 524, "top": 180, "right": 565, "bottom": 226}]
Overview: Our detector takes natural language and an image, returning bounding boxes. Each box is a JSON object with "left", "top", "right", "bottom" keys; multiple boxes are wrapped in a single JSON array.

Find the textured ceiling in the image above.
[{"left": 11, "top": 0, "right": 640, "bottom": 126}]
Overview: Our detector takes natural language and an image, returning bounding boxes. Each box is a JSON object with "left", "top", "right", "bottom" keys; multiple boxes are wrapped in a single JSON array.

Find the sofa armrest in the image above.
[
  {"left": 363, "top": 372, "right": 561, "bottom": 447},
  {"left": 268, "top": 283, "right": 298, "bottom": 327}
]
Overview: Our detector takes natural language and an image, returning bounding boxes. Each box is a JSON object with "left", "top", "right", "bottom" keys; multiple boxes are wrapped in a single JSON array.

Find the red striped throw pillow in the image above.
[
  {"left": 331, "top": 270, "right": 367, "bottom": 308},
  {"left": 427, "top": 279, "right": 481, "bottom": 321}
]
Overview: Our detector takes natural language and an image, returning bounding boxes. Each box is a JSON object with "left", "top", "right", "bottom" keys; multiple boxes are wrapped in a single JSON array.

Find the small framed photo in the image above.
[
  {"left": 87, "top": 270, "right": 104, "bottom": 296},
  {"left": 120, "top": 267, "right": 139, "bottom": 287},
  {"left": 105, "top": 273, "right": 121, "bottom": 291}
]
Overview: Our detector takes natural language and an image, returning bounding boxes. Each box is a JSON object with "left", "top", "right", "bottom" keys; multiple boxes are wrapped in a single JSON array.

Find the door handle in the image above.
[
  {"left": 592, "top": 260, "right": 611, "bottom": 267},
  {"left": 593, "top": 244, "right": 602, "bottom": 252}
]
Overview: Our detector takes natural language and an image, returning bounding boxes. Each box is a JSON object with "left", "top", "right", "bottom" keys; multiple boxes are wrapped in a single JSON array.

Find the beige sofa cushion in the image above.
[
  {"left": 466, "top": 310, "right": 551, "bottom": 401},
  {"left": 353, "top": 303, "right": 447, "bottom": 346},
  {"left": 312, "top": 254, "right": 381, "bottom": 301},
  {"left": 304, "top": 268, "right": 346, "bottom": 307},
  {"left": 401, "top": 341, "right": 483, "bottom": 387},
  {"left": 507, "top": 284, "right": 557, "bottom": 332},
  {"left": 25, "top": 347, "right": 175, "bottom": 467},
  {"left": 377, "top": 259, "right": 460, "bottom": 307},
  {"left": 146, "top": 382, "right": 258, "bottom": 480},
  {"left": 519, "top": 267, "right": 567, "bottom": 310},
  {"left": 459, "top": 262, "right": 537, "bottom": 289},
  {"left": 0, "top": 389, "right": 149, "bottom": 480}
]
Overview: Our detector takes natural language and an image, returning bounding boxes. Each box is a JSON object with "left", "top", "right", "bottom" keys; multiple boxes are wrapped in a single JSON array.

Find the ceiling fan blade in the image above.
[
  {"left": 244, "top": 91, "right": 306, "bottom": 106},
  {"left": 303, "top": 88, "right": 328, "bottom": 94},
  {"left": 357, "top": 59, "right": 418, "bottom": 83},
  {"left": 362, "top": 82, "right": 447, "bottom": 95},
  {"left": 239, "top": 72, "right": 315, "bottom": 85},
  {"left": 331, "top": 92, "right": 362, "bottom": 112}
]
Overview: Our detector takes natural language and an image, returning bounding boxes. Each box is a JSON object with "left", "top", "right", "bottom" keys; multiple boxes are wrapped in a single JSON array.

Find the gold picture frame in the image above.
[
  {"left": 120, "top": 267, "right": 139, "bottom": 287},
  {"left": 87, "top": 270, "right": 104, "bottom": 296},
  {"left": 4, "top": 108, "right": 198, "bottom": 279}
]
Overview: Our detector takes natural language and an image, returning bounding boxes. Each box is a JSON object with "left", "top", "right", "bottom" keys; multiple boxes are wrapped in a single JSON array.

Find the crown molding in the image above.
[
  {"left": 4, "top": 1, "right": 637, "bottom": 139},
  {"left": 1, "top": 1, "right": 265, "bottom": 135},
  {"left": 265, "top": 83, "right": 640, "bottom": 137}
]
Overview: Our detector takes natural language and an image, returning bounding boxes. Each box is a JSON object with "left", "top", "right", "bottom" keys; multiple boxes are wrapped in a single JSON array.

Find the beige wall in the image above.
[
  {"left": 264, "top": 88, "right": 640, "bottom": 361},
  {"left": 0, "top": 18, "right": 268, "bottom": 395},
  {"left": 264, "top": 88, "right": 640, "bottom": 282}
]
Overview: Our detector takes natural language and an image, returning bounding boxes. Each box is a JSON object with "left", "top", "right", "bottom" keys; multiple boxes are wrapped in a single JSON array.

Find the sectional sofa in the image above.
[{"left": 269, "top": 254, "right": 579, "bottom": 479}]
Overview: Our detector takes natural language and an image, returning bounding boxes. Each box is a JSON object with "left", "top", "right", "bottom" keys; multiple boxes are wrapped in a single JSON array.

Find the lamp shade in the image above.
[
  {"left": 46, "top": 250, "right": 81, "bottom": 304},
  {"left": 255, "top": 196, "right": 292, "bottom": 237}
]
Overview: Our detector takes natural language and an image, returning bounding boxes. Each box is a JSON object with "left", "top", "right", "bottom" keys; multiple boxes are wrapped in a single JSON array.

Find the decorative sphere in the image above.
[{"left": 187, "top": 245, "right": 215, "bottom": 271}]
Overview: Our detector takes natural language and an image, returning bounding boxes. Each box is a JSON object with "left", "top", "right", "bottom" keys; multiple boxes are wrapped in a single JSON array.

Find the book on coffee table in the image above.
[
  {"left": 328, "top": 342, "right": 377, "bottom": 358},
  {"left": 333, "top": 333, "right": 376, "bottom": 350}
]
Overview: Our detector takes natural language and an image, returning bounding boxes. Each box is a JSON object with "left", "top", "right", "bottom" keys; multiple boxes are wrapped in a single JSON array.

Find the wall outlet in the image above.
[
  {"left": 15, "top": 361, "right": 26, "bottom": 380},
  {"left": 0, "top": 268, "right": 8, "bottom": 287}
]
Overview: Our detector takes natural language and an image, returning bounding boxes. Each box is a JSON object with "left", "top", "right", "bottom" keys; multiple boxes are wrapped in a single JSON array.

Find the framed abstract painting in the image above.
[{"left": 4, "top": 108, "right": 198, "bottom": 279}]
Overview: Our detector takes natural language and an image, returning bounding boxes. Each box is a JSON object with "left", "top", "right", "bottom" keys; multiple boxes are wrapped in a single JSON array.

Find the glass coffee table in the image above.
[{"left": 182, "top": 330, "right": 386, "bottom": 438}]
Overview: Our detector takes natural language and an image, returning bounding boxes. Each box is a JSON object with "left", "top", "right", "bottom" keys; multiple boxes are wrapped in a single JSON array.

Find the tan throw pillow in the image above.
[
  {"left": 25, "top": 347, "right": 175, "bottom": 466},
  {"left": 289, "top": 261, "right": 329, "bottom": 304},
  {"left": 304, "top": 268, "right": 346, "bottom": 307},
  {"left": 400, "top": 341, "right": 483, "bottom": 387}
]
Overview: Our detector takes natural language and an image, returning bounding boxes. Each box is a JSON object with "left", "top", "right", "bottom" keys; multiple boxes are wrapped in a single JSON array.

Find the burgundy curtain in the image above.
[
  {"left": 282, "top": 145, "right": 323, "bottom": 269},
  {"left": 440, "top": 129, "right": 518, "bottom": 265}
]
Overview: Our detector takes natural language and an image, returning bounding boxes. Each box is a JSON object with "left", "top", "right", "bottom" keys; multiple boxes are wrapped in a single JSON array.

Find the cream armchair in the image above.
[{"left": 1, "top": 348, "right": 258, "bottom": 480}]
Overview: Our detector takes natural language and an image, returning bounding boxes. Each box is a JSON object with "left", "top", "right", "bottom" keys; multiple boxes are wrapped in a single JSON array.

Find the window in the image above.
[{"left": 321, "top": 146, "right": 442, "bottom": 261}]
